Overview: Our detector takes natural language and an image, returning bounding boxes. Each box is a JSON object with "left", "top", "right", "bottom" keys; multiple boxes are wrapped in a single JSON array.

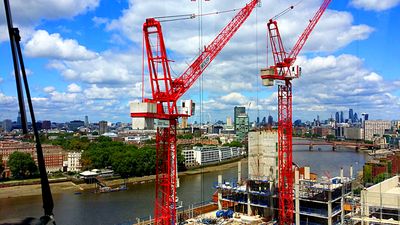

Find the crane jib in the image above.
[{"left": 200, "top": 55, "right": 211, "bottom": 71}]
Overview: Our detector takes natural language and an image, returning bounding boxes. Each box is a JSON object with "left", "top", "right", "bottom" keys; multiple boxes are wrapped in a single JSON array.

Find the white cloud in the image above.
[
  {"left": 24, "top": 30, "right": 97, "bottom": 61},
  {"left": 48, "top": 50, "right": 137, "bottom": 84},
  {"left": 83, "top": 83, "right": 142, "bottom": 100},
  {"left": 67, "top": 83, "right": 82, "bottom": 93},
  {"left": 0, "top": 0, "right": 99, "bottom": 42},
  {"left": 0, "top": 92, "right": 16, "bottom": 105},
  {"left": 221, "top": 92, "right": 248, "bottom": 105},
  {"left": 43, "top": 86, "right": 56, "bottom": 93},
  {"left": 92, "top": 16, "right": 109, "bottom": 27},
  {"left": 107, "top": 0, "right": 373, "bottom": 54},
  {"left": 0, "top": 0, "right": 99, "bottom": 26},
  {"left": 350, "top": 0, "right": 400, "bottom": 11},
  {"left": 364, "top": 72, "right": 383, "bottom": 82}
]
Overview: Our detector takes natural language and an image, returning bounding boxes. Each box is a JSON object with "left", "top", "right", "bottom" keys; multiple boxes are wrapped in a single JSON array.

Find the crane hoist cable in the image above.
[
  {"left": 270, "top": 0, "right": 304, "bottom": 21},
  {"left": 154, "top": 7, "right": 242, "bottom": 22}
]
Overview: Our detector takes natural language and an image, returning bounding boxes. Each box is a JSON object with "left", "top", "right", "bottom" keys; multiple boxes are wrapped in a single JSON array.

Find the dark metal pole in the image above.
[
  {"left": 14, "top": 28, "right": 55, "bottom": 221},
  {"left": 3, "top": 0, "right": 56, "bottom": 223},
  {"left": 3, "top": 0, "right": 28, "bottom": 134}
]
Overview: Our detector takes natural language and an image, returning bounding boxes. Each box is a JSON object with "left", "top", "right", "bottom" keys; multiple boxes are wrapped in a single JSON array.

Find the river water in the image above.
[{"left": 0, "top": 146, "right": 367, "bottom": 225}]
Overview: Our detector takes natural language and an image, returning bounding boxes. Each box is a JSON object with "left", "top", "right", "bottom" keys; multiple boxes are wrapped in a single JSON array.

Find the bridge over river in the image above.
[{"left": 293, "top": 140, "right": 376, "bottom": 151}]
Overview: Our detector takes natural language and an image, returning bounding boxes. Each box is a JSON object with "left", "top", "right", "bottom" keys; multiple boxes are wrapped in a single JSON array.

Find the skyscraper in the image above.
[
  {"left": 349, "top": 109, "right": 353, "bottom": 123},
  {"left": 17, "top": 111, "right": 22, "bottom": 127},
  {"left": 234, "top": 106, "right": 246, "bottom": 130},
  {"left": 335, "top": 112, "right": 340, "bottom": 123},
  {"left": 361, "top": 113, "right": 369, "bottom": 128},
  {"left": 42, "top": 120, "right": 51, "bottom": 130},
  {"left": 267, "top": 115, "right": 273, "bottom": 126},
  {"left": 353, "top": 113, "right": 358, "bottom": 123},
  {"left": 340, "top": 111, "right": 344, "bottom": 123},
  {"left": 99, "top": 121, "right": 108, "bottom": 134},
  {"left": 85, "top": 115, "right": 89, "bottom": 127},
  {"left": 2, "top": 119, "right": 12, "bottom": 132}
]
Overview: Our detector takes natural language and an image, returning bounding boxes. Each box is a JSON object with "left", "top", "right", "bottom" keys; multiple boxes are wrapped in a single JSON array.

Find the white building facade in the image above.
[
  {"left": 364, "top": 120, "right": 391, "bottom": 141},
  {"left": 182, "top": 146, "right": 242, "bottom": 167},
  {"left": 67, "top": 152, "right": 82, "bottom": 172}
]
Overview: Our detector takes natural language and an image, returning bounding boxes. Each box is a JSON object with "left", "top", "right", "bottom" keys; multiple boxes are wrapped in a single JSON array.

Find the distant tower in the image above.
[
  {"left": 353, "top": 113, "right": 358, "bottom": 123},
  {"left": 234, "top": 106, "right": 246, "bottom": 130},
  {"left": 340, "top": 111, "right": 344, "bottom": 123},
  {"left": 262, "top": 117, "right": 266, "bottom": 125},
  {"left": 335, "top": 112, "right": 339, "bottom": 123},
  {"left": 85, "top": 115, "right": 89, "bottom": 127},
  {"left": 361, "top": 113, "right": 369, "bottom": 128},
  {"left": 17, "top": 111, "right": 22, "bottom": 126},
  {"left": 226, "top": 116, "right": 232, "bottom": 127},
  {"left": 99, "top": 121, "right": 108, "bottom": 134},
  {"left": 267, "top": 114, "right": 273, "bottom": 126},
  {"left": 349, "top": 109, "right": 353, "bottom": 123}
]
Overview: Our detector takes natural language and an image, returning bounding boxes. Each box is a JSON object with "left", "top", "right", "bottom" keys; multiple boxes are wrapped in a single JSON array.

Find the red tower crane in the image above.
[
  {"left": 131, "top": 1, "right": 259, "bottom": 224},
  {"left": 260, "top": 1, "right": 331, "bottom": 224}
]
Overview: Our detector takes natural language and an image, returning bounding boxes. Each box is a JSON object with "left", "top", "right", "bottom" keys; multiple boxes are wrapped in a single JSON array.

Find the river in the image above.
[{"left": 0, "top": 146, "right": 367, "bottom": 225}]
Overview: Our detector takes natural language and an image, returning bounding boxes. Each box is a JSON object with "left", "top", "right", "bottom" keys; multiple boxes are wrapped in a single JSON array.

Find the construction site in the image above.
[
  {"left": 212, "top": 130, "right": 355, "bottom": 225},
  {"left": 1, "top": 0, "right": 397, "bottom": 224},
  {"left": 130, "top": 0, "right": 337, "bottom": 224}
]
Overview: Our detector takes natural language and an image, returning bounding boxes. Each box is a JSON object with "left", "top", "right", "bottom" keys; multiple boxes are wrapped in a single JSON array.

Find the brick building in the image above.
[{"left": 0, "top": 140, "right": 64, "bottom": 177}]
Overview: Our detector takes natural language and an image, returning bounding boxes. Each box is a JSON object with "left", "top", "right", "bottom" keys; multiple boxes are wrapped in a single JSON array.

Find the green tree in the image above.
[
  {"left": 304, "top": 133, "right": 312, "bottom": 138},
  {"left": 97, "top": 136, "right": 112, "bottom": 143},
  {"left": 373, "top": 173, "right": 389, "bottom": 184},
  {"left": 177, "top": 148, "right": 186, "bottom": 172},
  {"left": 223, "top": 141, "right": 243, "bottom": 148},
  {"left": 8, "top": 152, "right": 38, "bottom": 179},
  {"left": 111, "top": 150, "right": 136, "bottom": 178},
  {"left": 326, "top": 134, "right": 335, "bottom": 141},
  {"left": 363, "top": 165, "right": 372, "bottom": 184}
]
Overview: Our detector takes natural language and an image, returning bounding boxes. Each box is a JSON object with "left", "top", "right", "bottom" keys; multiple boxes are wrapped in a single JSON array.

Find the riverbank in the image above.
[{"left": 0, "top": 157, "right": 246, "bottom": 199}]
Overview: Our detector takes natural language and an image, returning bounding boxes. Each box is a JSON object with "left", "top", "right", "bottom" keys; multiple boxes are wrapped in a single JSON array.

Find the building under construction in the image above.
[
  {"left": 351, "top": 175, "right": 400, "bottom": 224},
  {"left": 215, "top": 130, "right": 354, "bottom": 225}
]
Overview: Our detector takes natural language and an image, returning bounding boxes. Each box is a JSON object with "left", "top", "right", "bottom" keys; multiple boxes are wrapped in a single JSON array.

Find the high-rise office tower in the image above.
[
  {"left": 99, "top": 121, "right": 108, "bottom": 134},
  {"left": 234, "top": 106, "right": 246, "bottom": 130},
  {"left": 353, "top": 113, "right": 358, "bottom": 123},
  {"left": 268, "top": 115, "right": 273, "bottom": 126},
  {"left": 85, "top": 115, "right": 89, "bottom": 127},
  {"left": 17, "top": 111, "right": 21, "bottom": 127},
  {"left": 349, "top": 109, "right": 353, "bottom": 123},
  {"left": 340, "top": 111, "right": 344, "bottom": 123}
]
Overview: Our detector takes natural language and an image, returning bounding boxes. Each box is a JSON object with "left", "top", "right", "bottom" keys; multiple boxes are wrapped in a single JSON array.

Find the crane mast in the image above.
[
  {"left": 132, "top": 1, "right": 259, "bottom": 224},
  {"left": 260, "top": 1, "right": 331, "bottom": 225}
]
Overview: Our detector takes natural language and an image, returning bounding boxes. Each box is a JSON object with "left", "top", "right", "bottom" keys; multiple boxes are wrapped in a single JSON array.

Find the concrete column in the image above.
[
  {"left": 218, "top": 174, "right": 222, "bottom": 210},
  {"left": 340, "top": 167, "right": 344, "bottom": 179},
  {"left": 328, "top": 190, "right": 332, "bottom": 225},
  {"left": 295, "top": 169, "right": 300, "bottom": 225},
  {"left": 247, "top": 182, "right": 252, "bottom": 216},
  {"left": 238, "top": 161, "right": 242, "bottom": 184},
  {"left": 350, "top": 165, "right": 353, "bottom": 179}
]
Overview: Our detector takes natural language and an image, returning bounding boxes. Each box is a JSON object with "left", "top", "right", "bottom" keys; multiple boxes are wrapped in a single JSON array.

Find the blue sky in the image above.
[{"left": 0, "top": 0, "right": 399, "bottom": 124}]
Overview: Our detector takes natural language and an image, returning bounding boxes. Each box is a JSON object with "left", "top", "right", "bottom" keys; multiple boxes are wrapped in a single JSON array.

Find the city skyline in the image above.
[{"left": 0, "top": 1, "right": 399, "bottom": 122}]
